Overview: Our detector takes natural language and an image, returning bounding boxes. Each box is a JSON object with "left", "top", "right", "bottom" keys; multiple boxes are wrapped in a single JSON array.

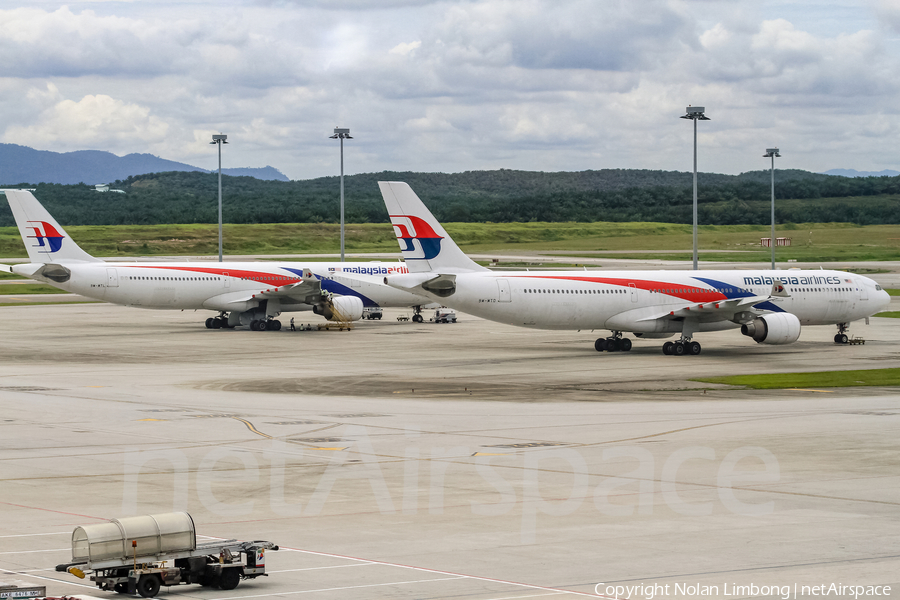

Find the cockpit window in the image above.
[{"left": 875, "top": 285, "right": 883, "bottom": 290}]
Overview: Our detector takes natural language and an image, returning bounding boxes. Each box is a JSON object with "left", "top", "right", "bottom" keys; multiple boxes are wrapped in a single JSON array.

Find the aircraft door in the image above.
[
  {"left": 497, "top": 278, "right": 511, "bottom": 302},
  {"left": 629, "top": 283, "right": 637, "bottom": 303},
  {"left": 106, "top": 268, "right": 119, "bottom": 287},
  {"left": 855, "top": 278, "right": 868, "bottom": 301},
  {"left": 223, "top": 272, "right": 230, "bottom": 288}
]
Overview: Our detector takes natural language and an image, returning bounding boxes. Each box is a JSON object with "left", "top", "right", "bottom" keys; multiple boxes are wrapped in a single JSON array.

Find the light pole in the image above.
[
  {"left": 329, "top": 127, "right": 352, "bottom": 262},
  {"left": 210, "top": 134, "right": 228, "bottom": 262},
  {"left": 680, "top": 106, "right": 709, "bottom": 270},
  {"left": 764, "top": 147, "right": 781, "bottom": 270}
]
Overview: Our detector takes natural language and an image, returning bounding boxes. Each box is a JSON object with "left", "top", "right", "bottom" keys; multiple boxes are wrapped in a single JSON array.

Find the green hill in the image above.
[{"left": 1, "top": 168, "right": 898, "bottom": 227}]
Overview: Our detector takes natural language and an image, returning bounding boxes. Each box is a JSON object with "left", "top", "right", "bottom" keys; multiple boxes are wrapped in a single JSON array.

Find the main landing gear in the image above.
[
  {"left": 250, "top": 319, "right": 282, "bottom": 331},
  {"left": 204, "top": 315, "right": 234, "bottom": 330},
  {"left": 204, "top": 313, "right": 282, "bottom": 331},
  {"left": 595, "top": 332, "right": 632, "bottom": 352},
  {"left": 662, "top": 338, "right": 702, "bottom": 356},
  {"left": 412, "top": 306, "right": 425, "bottom": 323},
  {"left": 834, "top": 323, "right": 850, "bottom": 344}
]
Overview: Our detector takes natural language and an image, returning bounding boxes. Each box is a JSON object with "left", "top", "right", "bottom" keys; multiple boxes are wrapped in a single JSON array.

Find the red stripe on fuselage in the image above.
[
  {"left": 131, "top": 265, "right": 301, "bottom": 283},
  {"left": 512, "top": 275, "right": 728, "bottom": 302}
]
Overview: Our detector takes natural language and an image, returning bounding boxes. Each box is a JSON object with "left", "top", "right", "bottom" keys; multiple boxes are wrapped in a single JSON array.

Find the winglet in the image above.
[{"left": 770, "top": 278, "right": 790, "bottom": 298}]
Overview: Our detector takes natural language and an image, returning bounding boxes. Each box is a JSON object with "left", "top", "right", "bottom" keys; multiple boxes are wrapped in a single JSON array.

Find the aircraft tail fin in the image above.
[
  {"left": 2, "top": 190, "right": 101, "bottom": 264},
  {"left": 378, "top": 182, "right": 486, "bottom": 273}
]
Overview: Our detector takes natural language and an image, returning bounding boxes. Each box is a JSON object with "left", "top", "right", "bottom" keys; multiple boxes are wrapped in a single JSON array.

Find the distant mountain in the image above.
[
  {"left": 821, "top": 168, "right": 900, "bottom": 178},
  {"left": 0, "top": 143, "right": 289, "bottom": 184}
]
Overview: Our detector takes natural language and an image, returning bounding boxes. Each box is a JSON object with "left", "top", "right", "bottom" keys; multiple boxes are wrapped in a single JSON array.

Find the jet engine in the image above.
[
  {"left": 314, "top": 296, "right": 364, "bottom": 321},
  {"left": 740, "top": 312, "right": 801, "bottom": 345}
]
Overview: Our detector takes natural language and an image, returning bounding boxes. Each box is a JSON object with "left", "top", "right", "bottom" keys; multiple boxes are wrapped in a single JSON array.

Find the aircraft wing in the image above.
[
  {"left": 609, "top": 280, "right": 791, "bottom": 329},
  {"left": 237, "top": 277, "right": 325, "bottom": 305},
  {"left": 636, "top": 294, "right": 776, "bottom": 323}
]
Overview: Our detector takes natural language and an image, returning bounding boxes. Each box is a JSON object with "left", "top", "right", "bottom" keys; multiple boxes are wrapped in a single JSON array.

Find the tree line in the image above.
[{"left": 1, "top": 168, "right": 898, "bottom": 227}]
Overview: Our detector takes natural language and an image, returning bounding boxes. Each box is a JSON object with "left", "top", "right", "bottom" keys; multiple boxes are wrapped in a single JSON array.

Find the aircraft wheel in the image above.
[
  {"left": 211, "top": 318, "right": 222, "bottom": 329},
  {"left": 662, "top": 341, "right": 674, "bottom": 355},
  {"left": 688, "top": 341, "right": 702, "bottom": 355},
  {"left": 274, "top": 320, "right": 282, "bottom": 331},
  {"left": 205, "top": 317, "right": 214, "bottom": 329},
  {"left": 594, "top": 338, "right": 607, "bottom": 352},
  {"left": 834, "top": 333, "right": 841, "bottom": 343},
  {"left": 606, "top": 338, "right": 619, "bottom": 352},
  {"left": 620, "top": 338, "right": 632, "bottom": 352},
  {"left": 839, "top": 333, "right": 849, "bottom": 344},
  {"left": 413, "top": 314, "right": 423, "bottom": 323},
  {"left": 673, "top": 342, "right": 685, "bottom": 356},
  {"left": 137, "top": 574, "right": 160, "bottom": 598}
]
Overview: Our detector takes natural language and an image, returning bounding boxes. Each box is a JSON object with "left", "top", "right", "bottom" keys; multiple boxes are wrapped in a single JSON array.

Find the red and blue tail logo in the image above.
[
  {"left": 26, "top": 221, "right": 65, "bottom": 253},
  {"left": 390, "top": 215, "right": 443, "bottom": 260}
]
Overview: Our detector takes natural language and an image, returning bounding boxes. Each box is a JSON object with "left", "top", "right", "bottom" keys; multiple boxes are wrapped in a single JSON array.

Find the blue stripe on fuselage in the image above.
[{"left": 692, "top": 276, "right": 785, "bottom": 313}]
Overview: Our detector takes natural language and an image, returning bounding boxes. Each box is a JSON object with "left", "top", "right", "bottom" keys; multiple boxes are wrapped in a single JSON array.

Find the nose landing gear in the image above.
[{"left": 834, "top": 323, "right": 850, "bottom": 344}]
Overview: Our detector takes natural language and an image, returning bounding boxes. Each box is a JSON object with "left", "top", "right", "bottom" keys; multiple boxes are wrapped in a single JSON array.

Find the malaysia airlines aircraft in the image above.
[
  {"left": 378, "top": 181, "right": 891, "bottom": 355},
  {"left": 0, "top": 189, "right": 434, "bottom": 330}
]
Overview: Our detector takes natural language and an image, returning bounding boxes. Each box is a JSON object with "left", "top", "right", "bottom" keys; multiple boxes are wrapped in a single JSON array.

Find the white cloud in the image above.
[
  {"left": 3, "top": 92, "right": 169, "bottom": 152},
  {"left": 0, "top": 1, "right": 899, "bottom": 178},
  {"left": 389, "top": 40, "right": 421, "bottom": 56}
]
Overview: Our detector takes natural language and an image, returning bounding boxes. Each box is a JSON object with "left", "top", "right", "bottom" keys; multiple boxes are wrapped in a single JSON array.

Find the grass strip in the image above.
[
  {"left": 0, "top": 283, "right": 68, "bottom": 294},
  {"left": 875, "top": 311, "right": 900, "bottom": 318},
  {"left": 0, "top": 300, "right": 101, "bottom": 307},
  {"left": 693, "top": 368, "right": 900, "bottom": 389}
]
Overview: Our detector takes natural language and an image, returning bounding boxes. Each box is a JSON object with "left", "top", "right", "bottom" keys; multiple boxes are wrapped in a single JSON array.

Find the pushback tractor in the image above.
[{"left": 54, "top": 512, "right": 278, "bottom": 597}]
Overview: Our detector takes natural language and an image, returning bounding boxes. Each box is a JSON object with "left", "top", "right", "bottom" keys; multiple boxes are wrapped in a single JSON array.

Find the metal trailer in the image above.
[{"left": 54, "top": 512, "right": 278, "bottom": 598}]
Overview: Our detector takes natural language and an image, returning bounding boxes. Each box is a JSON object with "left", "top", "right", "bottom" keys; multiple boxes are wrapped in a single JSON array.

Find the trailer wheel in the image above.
[
  {"left": 218, "top": 568, "right": 241, "bottom": 591},
  {"left": 137, "top": 574, "right": 161, "bottom": 598}
]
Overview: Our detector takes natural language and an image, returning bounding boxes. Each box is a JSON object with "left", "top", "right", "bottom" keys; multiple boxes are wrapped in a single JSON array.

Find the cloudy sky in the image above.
[{"left": 1, "top": 0, "right": 898, "bottom": 180}]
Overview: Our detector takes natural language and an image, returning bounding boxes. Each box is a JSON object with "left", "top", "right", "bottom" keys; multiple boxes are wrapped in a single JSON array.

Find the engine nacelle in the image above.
[
  {"left": 315, "top": 296, "right": 363, "bottom": 322},
  {"left": 740, "top": 312, "right": 801, "bottom": 345}
]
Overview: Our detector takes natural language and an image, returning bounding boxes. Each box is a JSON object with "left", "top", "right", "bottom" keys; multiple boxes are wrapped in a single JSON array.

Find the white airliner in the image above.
[
  {"left": 0, "top": 189, "right": 435, "bottom": 330},
  {"left": 378, "top": 181, "right": 891, "bottom": 355}
]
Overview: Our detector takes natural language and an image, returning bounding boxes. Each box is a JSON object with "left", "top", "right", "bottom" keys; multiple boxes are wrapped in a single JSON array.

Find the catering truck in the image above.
[{"left": 55, "top": 512, "right": 277, "bottom": 598}]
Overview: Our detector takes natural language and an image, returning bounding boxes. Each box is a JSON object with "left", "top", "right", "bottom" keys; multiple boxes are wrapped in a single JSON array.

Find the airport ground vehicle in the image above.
[
  {"left": 432, "top": 308, "right": 457, "bottom": 323},
  {"left": 362, "top": 306, "right": 383, "bottom": 320},
  {"left": 55, "top": 512, "right": 277, "bottom": 598}
]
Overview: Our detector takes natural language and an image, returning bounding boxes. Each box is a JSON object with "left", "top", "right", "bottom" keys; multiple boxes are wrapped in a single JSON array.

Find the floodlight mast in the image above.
[
  {"left": 680, "top": 106, "right": 709, "bottom": 270},
  {"left": 210, "top": 134, "right": 228, "bottom": 262},
  {"left": 764, "top": 148, "right": 781, "bottom": 270},
  {"left": 329, "top": 127, "right": 353, "bottom": 262}
]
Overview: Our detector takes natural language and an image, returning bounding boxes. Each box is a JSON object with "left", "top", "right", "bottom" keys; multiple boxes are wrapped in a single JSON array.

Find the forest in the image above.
[{"left": 1, "top": 168, "right": 898, "bottom": 227}]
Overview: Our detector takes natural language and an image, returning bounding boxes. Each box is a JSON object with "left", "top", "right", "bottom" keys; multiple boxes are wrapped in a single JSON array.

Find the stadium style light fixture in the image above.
[
  {"left": 764, "top": 147, "right": 781, "bottom": 270},
  {"left": 680, "top": 106, "right": 710, "bottom": 270},
  {"left": 210, "top": 134, "right": 228, "bottom": 263},
  {"left": 329, "top": 127, "right": 353, "bottom": 262}
]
